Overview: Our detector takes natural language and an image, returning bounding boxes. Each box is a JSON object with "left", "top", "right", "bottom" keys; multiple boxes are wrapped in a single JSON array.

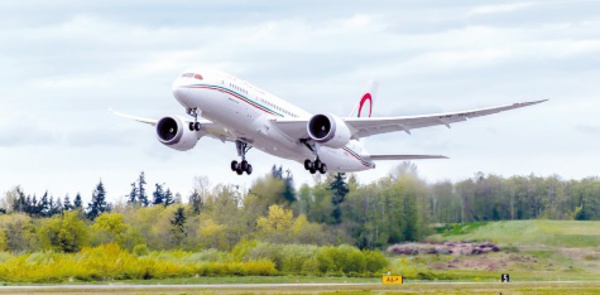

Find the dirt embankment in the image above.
[{"left": 387, "top": 241, "right": 501, "bottom": 256}]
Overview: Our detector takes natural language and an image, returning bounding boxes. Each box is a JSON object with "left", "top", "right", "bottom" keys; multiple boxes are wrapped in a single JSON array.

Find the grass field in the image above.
[
  {"left": 392, "top": 220, "right": 600, "bottom": 282},
  {"left": 1, "top": 281, "right": 600, "bottom": 294},
  {"left": 435, "top": 220, "right": 600, "bottom": 247}
]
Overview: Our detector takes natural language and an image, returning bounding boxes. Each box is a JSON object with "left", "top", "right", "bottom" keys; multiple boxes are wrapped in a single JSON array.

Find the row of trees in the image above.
[{"left": 1, "top": 163, "right": 599, "bottom": 253}]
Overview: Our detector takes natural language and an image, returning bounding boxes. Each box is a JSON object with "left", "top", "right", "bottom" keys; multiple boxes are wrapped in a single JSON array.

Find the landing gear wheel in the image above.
[
  {"left": 241, "top": 160, "right": 248, "bottom": 171},
  {"left": 231, "top": 160, "right": 239, "bottom": 171},
  {"left": 246, "top": 164, "right": 253, "bottom": 175},
  {"left": 194, "top": 122, "right": 201, "bottom": 131},
  {"left": 309, "top": 167, "right": 316, "bottom": 174},
  {"left": 319, "top": 163, "right": 327, "bottom": 174},
  {"left": 236, "top": 168, "right": 243, "bottom": 175},
  {"left": 314, "top": 159, "right": 322, "bottom": 170},
  {"left": 304, "top": 159, "right": 312, "bottom": 170},
  {"left": 188, "top": 122, "right": 195, "bottom": 131}
]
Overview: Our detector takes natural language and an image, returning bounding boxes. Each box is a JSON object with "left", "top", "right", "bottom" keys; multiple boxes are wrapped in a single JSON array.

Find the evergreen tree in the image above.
[
  {"left": 127, "top": 182, "right": 137, "bottom": 206},
  {"left": 31, "top": 195, "right": 39, "bottom": 215},
  {"left": 63, "top": 195, "right": 73, "bottom": 211},
  {"left": 164, "top": 189, "right": 175, "bottom": 207},
  {"left": 189, "top": 191, "right": 203, "bottom": 215},
  {"left": 170, "top": 207, "right": 187, "bottom": 247},
  {"left": 73, "top": 193, "right": 83, "bottom": 209},
  {"left": 329, "top": 173, "right": 350, "bottom": 224},
  {"left": 86, "top": 180, "right": 108, "bottom": 220},
  {"left": 283, "top": 169, "right": 296, "bottom": 203},
  {"left": 271, "top": 165, "right": 284, "bottom": 180},
  {"left": 138, "top": 172, "right": 149, "bottom": 207},
  {"left": 39, "top": 191, "right": 50, "bottom": 217},
  {"left": 152, "top": 183, "right": 165, "bottom": 205}
]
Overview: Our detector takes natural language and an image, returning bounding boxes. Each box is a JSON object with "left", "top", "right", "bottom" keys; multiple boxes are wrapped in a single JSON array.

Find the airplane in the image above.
[{"left": 113, "top": 67, "right": 547, "bottom": 175}]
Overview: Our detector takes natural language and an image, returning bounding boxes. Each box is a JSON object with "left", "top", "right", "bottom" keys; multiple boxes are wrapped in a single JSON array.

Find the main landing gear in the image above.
[
  {"left": 231, "top": 140, "right": 253, "bottom": 175},
  {"left": 187, "top": 108, "right": 201, "bottom": 131},
  {"left": 300, "top": 139, "right": 327, "bottom": 174},
  {"left": 304, "top": 158, "right": 327, "bottom": 174}
]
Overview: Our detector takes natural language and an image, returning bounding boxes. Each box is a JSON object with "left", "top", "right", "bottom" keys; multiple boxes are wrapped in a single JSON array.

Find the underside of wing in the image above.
[
  {"left": 344, "top": 99, "right": 548, "bottom": 138},
  {"left": 110, "top": 109, "right": 237, "bottom": 142},
  {"left": 367, "top": 154, "right": 449, "bottom": 161}
]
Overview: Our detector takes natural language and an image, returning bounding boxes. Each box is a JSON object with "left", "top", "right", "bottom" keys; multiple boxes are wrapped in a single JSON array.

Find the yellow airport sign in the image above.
[{"left": 382, "top": 275, "right": 403, "bottom": 285}]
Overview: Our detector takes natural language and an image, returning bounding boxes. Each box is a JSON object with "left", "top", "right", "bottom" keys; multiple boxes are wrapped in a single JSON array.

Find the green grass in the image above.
[{"left": 440, "top": 220, "right": 600, "bottom": 247}]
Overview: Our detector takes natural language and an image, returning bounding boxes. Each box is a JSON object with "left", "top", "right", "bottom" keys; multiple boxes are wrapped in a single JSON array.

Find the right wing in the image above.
[
  {"left": 110, "top": 109, "right": 237, "bottom": 142},
  {"left": 344, "top": 99, "right": 548, "bottom": 138},
  {"left": 269, "top": 99, "right": 547, "bottom": 140}
]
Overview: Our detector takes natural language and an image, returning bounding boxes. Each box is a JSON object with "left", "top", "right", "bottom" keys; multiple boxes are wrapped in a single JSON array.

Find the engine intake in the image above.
[
  {"left": 156, "top": 116, "right": 199, "bottom": 151},
  {"left": 307, "top": 113, "right": 351, "bottom": 148}
]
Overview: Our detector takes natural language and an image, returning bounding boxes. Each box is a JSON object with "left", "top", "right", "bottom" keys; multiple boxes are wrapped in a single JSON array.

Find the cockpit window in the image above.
[{"left": 182, "top": 73, "right": 204, "bottom": 80}]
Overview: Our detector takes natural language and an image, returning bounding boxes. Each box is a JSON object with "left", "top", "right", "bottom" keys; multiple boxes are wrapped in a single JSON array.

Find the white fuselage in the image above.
[{"left": 171, "top": 68, "right": 375, "bottom": 172}]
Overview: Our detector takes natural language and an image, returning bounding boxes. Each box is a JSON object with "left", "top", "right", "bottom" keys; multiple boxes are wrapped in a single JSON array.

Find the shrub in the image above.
[
  {"left": 133, "top": 244, "right": 149, "bottom": 256},
  {"left": 364, "top": 250, "right": 388, "bottom": 273},
  {"left": 186, "top": 249, "right": 232, "bottom": 263}
]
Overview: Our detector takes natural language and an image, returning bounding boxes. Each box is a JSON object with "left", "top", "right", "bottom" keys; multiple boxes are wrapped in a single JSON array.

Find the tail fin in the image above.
[{"left": 349, "top": 81, "right": 379, "bottom": 118}]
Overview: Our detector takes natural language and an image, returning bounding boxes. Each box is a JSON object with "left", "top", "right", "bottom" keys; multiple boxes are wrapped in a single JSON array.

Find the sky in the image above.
[{"left": 0, "top": 0, "right": 598, "bottom": 204}]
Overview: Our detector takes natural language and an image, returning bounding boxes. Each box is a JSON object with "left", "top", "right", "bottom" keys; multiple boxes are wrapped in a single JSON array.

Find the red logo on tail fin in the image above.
[{"left": 358, "top": 93, "right": 373, "bottom": 118}]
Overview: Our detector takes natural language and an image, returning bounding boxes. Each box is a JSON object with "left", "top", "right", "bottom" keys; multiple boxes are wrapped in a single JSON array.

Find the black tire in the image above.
[
  {"left": 188, "top": 122, "right": 195, "bottom": 131},
  {"left": 194, "top": 122, "right": 201, "bottom": 131},
  {"left": 236, "top": 168, "right": 243, "bottom": 175},
  {"left": 231, "top": 160, "right": 239, "bottom": 171},
  {"left": 246, "top": 164, "right": 253, "bottom": 175},
  {"left": 304, "top": 159, "right": 312, "bottom": 170},
  {"left": 241, "top": 160, "right": 248, "bottom": 171},
  {"left": 319, "top": 163, "right": 327, "bottom": 174},
  {"left": 309, "top": 167, "right": 316, "bottom": 174},
  {"left": 314, "top": 159, "right": 322, "bottom": 170}
]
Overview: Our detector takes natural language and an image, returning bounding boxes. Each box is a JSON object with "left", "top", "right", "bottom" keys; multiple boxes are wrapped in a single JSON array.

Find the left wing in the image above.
[
  {"left": 110, "top": 109, "right": 236, "bottom": 142},
  {"left": 271, "top": 99, "right": 547, "bottom": 139}
]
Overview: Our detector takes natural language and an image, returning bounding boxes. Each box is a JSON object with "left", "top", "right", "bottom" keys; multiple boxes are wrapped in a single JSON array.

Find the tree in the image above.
[
  {"left": 170, "top": 207, "right": 187, "bottom": 247},
  {"left": 63, "top": 195, "right": 74, "bottom": 211},
  {"left": 74, "top": 193, "right": 83, "bottom": 209},
  {"left": 152, "top": 183, "right": 165, "bottom": 205},
  {"left": 282, "top": 169, "right": 296, "bottom": 204},
  {"left": 271, "top": 165, "right": 284, "bottom": 180},
  {"left": 164, "top": 189, "right": 175, "bottom": 207},
  {"left": 330, "top": 173, "right": 350, "bottom": 223},
  {"left": 92, "top": 212, "right": 129, "bottom": 246},
  {"left": 38, "top": 211, "right": 89, "bottom": 252},
  {"left": 86, "top": 180, "right": 109, "bottom": 220},
  {"left": 138, "top": 172, "right": 149, "bottom": 207},
  {"left": 189, "top": 191, "right": 202, "bottom": 215},
  {"left": 128, "top": 182, "right": 137, "bottom": 206}
]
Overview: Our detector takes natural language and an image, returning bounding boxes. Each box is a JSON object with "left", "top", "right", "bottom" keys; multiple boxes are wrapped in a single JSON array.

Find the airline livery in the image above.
[{"left": 113, "top": 68, "right": 546, "bottom": 175}]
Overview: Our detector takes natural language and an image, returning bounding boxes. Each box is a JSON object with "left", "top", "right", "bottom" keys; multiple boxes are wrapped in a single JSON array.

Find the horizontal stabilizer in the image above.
[{"left": 367, "top": 154, "right": 449, "bottom": 161}]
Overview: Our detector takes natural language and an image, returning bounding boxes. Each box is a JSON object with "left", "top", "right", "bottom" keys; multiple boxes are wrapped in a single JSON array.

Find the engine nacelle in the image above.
[
  {"left": 156, "top": 116, "right": 199, "bottom": 151},
  {"left": 307, "top": 113, "right": 351, "bottom": 148}
]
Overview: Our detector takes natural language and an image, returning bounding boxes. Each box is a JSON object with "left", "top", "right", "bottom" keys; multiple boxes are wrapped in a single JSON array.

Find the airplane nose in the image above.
[{"left": 172, "top": 85, "right": 190, "bottom": 104}]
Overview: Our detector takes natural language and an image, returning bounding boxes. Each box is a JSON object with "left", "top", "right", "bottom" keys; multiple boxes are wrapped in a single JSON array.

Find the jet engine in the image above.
[
  {"left": 307, "top": 113, "right": 351, "bottom": 149},
  {"left": 156, "top": 116, "right": 199, "bottom": 151}
]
